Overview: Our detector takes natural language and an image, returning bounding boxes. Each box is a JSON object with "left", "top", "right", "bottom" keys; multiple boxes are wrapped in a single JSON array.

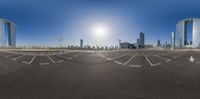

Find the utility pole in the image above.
[{"left": 59, "top": 39, "right": 63, "bottom": 48}]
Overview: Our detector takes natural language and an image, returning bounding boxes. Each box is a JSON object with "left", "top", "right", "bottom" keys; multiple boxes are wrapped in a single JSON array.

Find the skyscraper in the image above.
[
  {"left": 80, "top": 39, "right": 83, "bottom": 48},
  {"left": 176, "top": 18, "right": 200, "bottom": 48},
  {"left": 171, "top": 32, "right": 175, "bottom": 50},
  {"left": 139, "top": 32, "right": 145, "bottom": 48},
  {"left": 136, "top": 38, "right": 140, "bottom": 48},
  {"left": 157, "top": 39, "right": 161, "bottom": 47},
  {"left": 0, "top": 19, "right": 16, "bottom": 47}
]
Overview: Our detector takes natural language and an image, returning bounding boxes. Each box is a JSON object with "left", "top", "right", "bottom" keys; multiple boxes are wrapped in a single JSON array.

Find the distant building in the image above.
[
  {"left": 120, "top": 42, "right": 129, "bottom": 48},
  {"left": 157, "top": 39, "right": 161, "bottom": 47},
  {"left": 145, "top": 44, "right": 153, "bottom": 48},
  {"left": 0, "top": 19, "right": 16, "bottom": 47},
  {"left": 139, "top": 32, "right": 145, "bottom": 48},
  {"left": 176, "top": 18, "right": 200, "bottom": 48},
  {"left": 170, "top": 32, "right": 175, "bottom": 50},
  {"left": 136, "top": 38, "right": 140, "bottom": 48},
  {"left": 120, "top": 42, "right": 136, "bottom": 49},
  {"left": 84, "top": 45, "right": 91, "bottom": 49},
  {"left": 80, "top": 39, "right": 83, "bottom": 48}
]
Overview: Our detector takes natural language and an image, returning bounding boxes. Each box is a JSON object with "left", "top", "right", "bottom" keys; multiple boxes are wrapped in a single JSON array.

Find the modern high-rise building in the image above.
[
  {"left": 157, "top": 39, "right": 161, "bottom": 47},
  {"left": 176, "top": 18, "right": 200, "bottom": 48},
  {"left": 136, "top": 38, "right": 140, "bottom": 48},
  {"left": 171, "top": 32, "right": 175, "bottom": 50},
  {"left": 0, "top": 19, "right": 16, "bottom": 47},
  {"left": 139, "top": 32, "right": 145, "bottom": 47},
  {"left": 80, "top": 39, "right": 83, "bottom": 48}
]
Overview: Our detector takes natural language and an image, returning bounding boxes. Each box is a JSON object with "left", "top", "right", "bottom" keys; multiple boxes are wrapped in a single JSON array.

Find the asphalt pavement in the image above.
[{"left": 0, "top": 50, "right": 200, "bottom": 99}]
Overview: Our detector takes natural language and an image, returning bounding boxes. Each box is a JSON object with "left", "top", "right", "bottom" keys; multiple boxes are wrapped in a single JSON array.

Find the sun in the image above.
[{"left": 91, "top": 24, "right": 109, "bottom": 39}]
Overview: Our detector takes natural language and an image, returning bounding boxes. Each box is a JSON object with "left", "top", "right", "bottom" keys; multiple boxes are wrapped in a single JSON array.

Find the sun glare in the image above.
[{"left": 91, "top": 24, "right": 109, "bottom": 39}]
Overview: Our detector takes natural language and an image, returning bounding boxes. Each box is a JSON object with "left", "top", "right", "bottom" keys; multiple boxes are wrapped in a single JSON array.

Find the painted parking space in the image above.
[
  {"left": 145, "top": 55, "right": 166, "bottom": 65},
  {"left": 31, "top": 56, "right": 54, "bottom": 65},
  {"left": 0, "top": 52, "right": 15, "bottom": 57},
  {"left": 48, "top": 55, "right": 65, "bottom": 63},
  {"left": 167, "top": 51, "right": 185, "bottom": 58},
  {"left": 17, "top": 55, "right": 35, "bottom": 64},
  {"left": 127, "top": 56, "right": 149, "bottom": 67},
  {"left": 113, "top": 55, "right": 133, "bottom": 65},
  {"left": 98, "top": 51, "right": 182, "bottom": 68},
  {"left": 6, "top": 54, "right": 22, "bottom": 58},
  {"left": 157, "top": 54, "right": 174, "bottom": 59},
  {"left": 0, "top": 51, "right": 85, "bottom": 65}
]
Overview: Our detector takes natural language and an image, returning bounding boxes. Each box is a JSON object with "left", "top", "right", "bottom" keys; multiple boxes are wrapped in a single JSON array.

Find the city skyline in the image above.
[{"left": 0, "top": 0, "right": 200, "bottom": 47}]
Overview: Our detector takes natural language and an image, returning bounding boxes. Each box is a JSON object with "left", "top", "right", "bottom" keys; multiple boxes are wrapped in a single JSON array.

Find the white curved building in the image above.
[
  {"left": 176, "top": 18, "right": 200, "bottom": 48},
  {"left": 0, "top": 19, "right": 16, "bottom": 47}
]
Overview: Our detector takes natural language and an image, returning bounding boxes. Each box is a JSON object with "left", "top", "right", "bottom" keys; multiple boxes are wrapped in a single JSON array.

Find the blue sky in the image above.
[{"left": 0, "top": 0, "right": 200, "bottom": 47}]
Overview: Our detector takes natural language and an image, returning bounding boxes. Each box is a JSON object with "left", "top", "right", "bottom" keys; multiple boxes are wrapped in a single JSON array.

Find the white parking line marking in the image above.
[
  {"left": 57, "top": 60, "right": 64, "bottom": 63},
  {"left": 99, "top": 54, "right": 105, "bottom": 57},
  {"left": 47, "top": 55, "right": 56, "bottom": 63},
  {"left": 112, "top": 53, "right": 129, "bottom": 60},
  {"left": 57, "top": 55, "right": 72, "bottom": 60},
  {"left": 173, "top": 52, "right": 186, "bottom": 59},
  {"left": 154, "top": 55, "right": 171, "bottom": 62},
  {"left": 40, "top": 63, "right": 49, "bottom": 65},
  {"left": 195, "top": 60, "right": 200, "bottom": 64},
  {"left": 22, "top": 61, "right": 29, "bottom": 64},
  {"left": 106, "top": 57, "right": 111, "bottom": 60},
  {"left": 129, "top": 64, "right": 142, "bottom": 67},
  {"left": 29, "top": 55, "right": 37, "bottom": 64},
  {"left": 153, "top": 62, "right": 161, "bottom": 66},
  {"left": 113, "top": 60, "right": 123, "bottom": 65},
  {"left": 162, "top": 54, "right": 174, "bottom": 58},
  {"left": 73, "top": 53, "right": 82, "bottom": 57},
  {"left": 98, "top": 53, "right": 112, "bottom": 61},
  {"left": 11, "top": 55, "right": 25, "bottom": 61},
  {"left": 144, "top": 53, "right": 161, "bottom": 67},
  {"left": 124, "top": 53, "right": 138, "bottom": 65}
]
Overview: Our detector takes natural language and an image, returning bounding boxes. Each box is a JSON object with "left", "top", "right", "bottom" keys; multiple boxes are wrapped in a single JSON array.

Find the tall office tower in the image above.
[
  {"left": 137, "top": 38, "right": 140, "bottom": 47},
  {"left": 0, "top": 19, "right": 16, "bottom": 47},
  {"left": 171, "top": 32, "right": 175, "bottom": 50},
  {"left": 176, "top": 18, "right": 200, "bottom": 48},
  {"left": 139, "top": 32, "right": 145, "bottom": 47},
  {"left": 157, "top": 39, "right": 161, "bottom": 47},
  {"left": 80, "top": 39, "right": 83, "bottom": 48}
]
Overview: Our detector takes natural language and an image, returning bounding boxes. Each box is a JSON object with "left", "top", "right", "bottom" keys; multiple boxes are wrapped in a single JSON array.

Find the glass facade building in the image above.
[
  {"left": 139, "top": 32, "right": 145, "bottom": 48},
  {"left": 0, "top": 19, "right": 16, "bottom": 47},
  {"left": 176, "top": 18, "right": 200, "bottom": 48},
  {"left": 80, "top": 39, "right": 83, "bottom": 48}
]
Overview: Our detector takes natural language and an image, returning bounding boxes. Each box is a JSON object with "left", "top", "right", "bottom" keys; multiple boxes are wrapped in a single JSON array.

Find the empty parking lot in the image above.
[{"left": 0, "top": 49, "right": 200, "bottom": 99}]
